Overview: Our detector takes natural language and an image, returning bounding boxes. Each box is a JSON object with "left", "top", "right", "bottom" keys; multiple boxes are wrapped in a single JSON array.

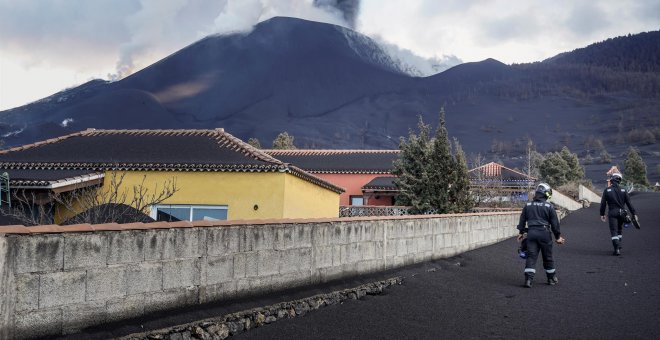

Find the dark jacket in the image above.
[
  {"left": 517, "top": 193, "right": 561, "bottom": 240},
  {"left": 600, "top": 184, "right": 636, "bottom": 217}
]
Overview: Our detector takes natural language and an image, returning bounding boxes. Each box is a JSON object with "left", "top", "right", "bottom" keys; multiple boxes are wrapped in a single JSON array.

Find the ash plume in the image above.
[{"left": 313, "top": 0, "right": 360, "bottom": 29}]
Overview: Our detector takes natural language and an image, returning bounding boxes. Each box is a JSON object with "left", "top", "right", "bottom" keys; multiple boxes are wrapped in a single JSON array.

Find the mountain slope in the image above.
[{"left": 0, "top": 18, "right": 658, "bottom": 183}]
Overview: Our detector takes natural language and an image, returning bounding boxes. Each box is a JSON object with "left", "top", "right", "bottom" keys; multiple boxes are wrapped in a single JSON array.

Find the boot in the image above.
[
  {"left": 612, "top": 239, "right": 621, "bottom": 256},
  {"left": 547, "top": 274, "right": 558, "bottom": 285},
  {"left": 524, "top": 273, "right": 533, "bottom": 288}
]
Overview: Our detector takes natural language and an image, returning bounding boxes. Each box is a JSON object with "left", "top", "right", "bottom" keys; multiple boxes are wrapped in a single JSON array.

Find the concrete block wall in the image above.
[
  {"left": 0, "top": 212, "right": 517, "bottom": 339},
  {"left": 550, "top": 189, "right": 583, "bottom": 211},
  {"left": 579, "top": 184, "right": 602, "bottom": 203}
]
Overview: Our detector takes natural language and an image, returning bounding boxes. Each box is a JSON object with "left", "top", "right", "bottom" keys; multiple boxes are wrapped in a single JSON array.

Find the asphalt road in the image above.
[
  {"left": 63, "top": 192, "right": 659, "bottom": 340},
  {"left": 235, "top": 192, "right": 660, "bottom": 340}
]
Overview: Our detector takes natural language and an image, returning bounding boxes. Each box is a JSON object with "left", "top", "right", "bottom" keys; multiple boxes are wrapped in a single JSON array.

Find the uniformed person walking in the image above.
[
  {"left": 600, "top": 172, "right": 637, "bottom": 256},
  {"left": 517, "top": 183, "right": 565, "bottom": 288}
]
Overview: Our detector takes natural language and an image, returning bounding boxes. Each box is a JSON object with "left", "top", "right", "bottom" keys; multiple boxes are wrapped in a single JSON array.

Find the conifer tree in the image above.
[
  {"left": 540, "top": 152, "right": 570, "bottom": 187},
  {"left": 272, "top": 132, "right": 296, "bottom": 149},
  {"left": 427, "top": 108, "right": 454, "bottom": 213},
  {"left": 247, "top": 138, "right": 262, "bottom": 148},
  {"left": 393, "top": 108, "right": 474, "bottom": 214},
  {"left": 559, "top": 146, "right": 584, "bottom": 182},
  {"left": 623, "top": 146, "right": 650, "bottom": 186},
  {"left": 392, "top": 117, "right": 431, "bottom": 213},
  {"left": 451, "top": 138, "right": 474, "bottom": 212}
]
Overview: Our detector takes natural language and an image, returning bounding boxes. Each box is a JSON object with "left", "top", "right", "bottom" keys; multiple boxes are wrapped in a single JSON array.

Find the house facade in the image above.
[
  {"left": 0, "top": 129, "right": 343, "bottom": 224},
  {"left": 265, "top": 150, "right": 400, "bottom": 206},
  {"left": 468, "top": 162, "right": 536, "bottom": 202}
]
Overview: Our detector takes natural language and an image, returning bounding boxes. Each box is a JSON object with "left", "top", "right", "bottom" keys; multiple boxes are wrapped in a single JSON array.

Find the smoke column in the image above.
[{"left": 313, "top": 0, "right": 360, "bottom": 29}]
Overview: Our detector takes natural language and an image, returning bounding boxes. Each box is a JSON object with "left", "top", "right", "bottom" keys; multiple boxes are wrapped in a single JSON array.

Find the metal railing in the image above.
[
  {"left": 0, "top": 172, "right": 10, "bottom": 208},
  {"left": 339, "top": 205, "right": 521, "bottom": 217},
  {"left": 339, "top": 205, "right": 412, "bottom": 217}
]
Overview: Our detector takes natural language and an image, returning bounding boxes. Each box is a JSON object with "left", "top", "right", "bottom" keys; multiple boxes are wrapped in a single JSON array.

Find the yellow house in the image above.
[{"left": 0, "top": 128, "right": 343, "bottom": 224}]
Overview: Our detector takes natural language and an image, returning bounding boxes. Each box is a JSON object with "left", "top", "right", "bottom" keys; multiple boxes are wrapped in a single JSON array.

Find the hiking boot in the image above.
[
  {"left": 524, "top": 278, "right": 533, "bottom": 288},
  {"left": 613, "top": 249, "right": 621, "bottom": 256},
  {"left": 547, "top": 276, "right": 558, "bottom": 285}
]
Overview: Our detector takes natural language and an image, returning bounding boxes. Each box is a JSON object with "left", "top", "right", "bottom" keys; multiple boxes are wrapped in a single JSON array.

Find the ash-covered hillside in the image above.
[{"left": 1, "top": 18, "right": 658, "bottom": 184}]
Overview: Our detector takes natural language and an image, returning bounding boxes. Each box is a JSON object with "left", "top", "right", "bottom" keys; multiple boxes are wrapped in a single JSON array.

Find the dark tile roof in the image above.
[
  {"left": 362, "top": 176, "right": 397, "bottom": 191},
  {"left": 0, "top": 169, "right": 102, "bottom": 187},
  {"left": 0, "top": 129, "right": 343, "bottom": 193},
  {"left": 264, "top": 150, "right": 399, "bottom": 174}
]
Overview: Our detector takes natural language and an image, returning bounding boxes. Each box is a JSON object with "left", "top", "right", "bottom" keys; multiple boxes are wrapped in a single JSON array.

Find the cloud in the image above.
[
  {"left": 563, "top": 2, "right": 611, "bottom": 38},
  {"left": 372, "top": 36, "right": 462, "bottom": 76},
  {"left": 2, "top": 0, "right": 660, "bottom": 111},
  {"left": 207, "top": 0, "right": 352, "bottom": 37},
  {"left": 313, "top": 0, "right": 361, "bottom": 29},
  {"left": 359, "top": 0, "right": 660, "bottom": 64}
]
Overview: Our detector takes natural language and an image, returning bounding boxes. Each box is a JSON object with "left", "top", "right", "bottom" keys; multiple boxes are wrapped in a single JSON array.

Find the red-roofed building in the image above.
[
  {"left": 265, "top": 150, "right": 399, "bottom": 206},
  {"left": 468, "top": 162, "right": 536, "bottom": 201}
]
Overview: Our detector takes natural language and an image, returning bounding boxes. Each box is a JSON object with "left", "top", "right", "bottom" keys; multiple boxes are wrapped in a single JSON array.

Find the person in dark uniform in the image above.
[
  {"left": 517, "top": 183, "right": 565, "bottom": 288},
  {"left": 600, "top": 172, "right": 637, "bottom": 256}
]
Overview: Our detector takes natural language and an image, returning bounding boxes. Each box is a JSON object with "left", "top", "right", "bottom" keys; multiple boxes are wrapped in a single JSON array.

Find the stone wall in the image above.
[{"left": 0, "top": 212, "right": 517, "bottom": 339}]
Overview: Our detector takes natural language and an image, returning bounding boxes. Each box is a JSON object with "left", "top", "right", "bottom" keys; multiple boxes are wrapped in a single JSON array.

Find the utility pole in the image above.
[{"left": 527, "top": 140, "right": 533, "bottom": 199}]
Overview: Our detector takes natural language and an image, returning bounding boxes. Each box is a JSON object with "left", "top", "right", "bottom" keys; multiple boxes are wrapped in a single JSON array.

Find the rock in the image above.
[
  {"left": 295, "top": 302, "right": 310, "bottom": 316},
  {"left": 254, "top": 312, "right": 266, "bottom": 326},
  {"left": 226, "top": 321, "right": 244, "bottom": 335},
  {"left": 191, "top": 326, "right": 210, "bottom": 340},
  {"left": 205, "top": 323, "right": 229, "bottom": 339},
  {"left": 168, "top": 333, "right": 183, "bottom": 340},
  {"left": 265, "top": 316, "right": 277, "bottom": 324},
  {"left": 181, "top": 331, "right": 193, "bottom": 340},
  {"left": 308, "top": 298, "right": 320, "bottom": 310},
  {"left": 277, "top": 309, "right": 289, "bottom": 319},
  {"left": 243, "top": 317, "right": 253, "bottom": 330}
]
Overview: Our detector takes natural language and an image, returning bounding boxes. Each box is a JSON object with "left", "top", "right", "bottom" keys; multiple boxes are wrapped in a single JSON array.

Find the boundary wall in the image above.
[
  {"left": 0, "top": 212, "right": 517, "bottom": 339},
  {"left": 579, "top": 184, "right": 602, "bottom": 203},
  {"left": 549, "top": 190, "right": 582, "bottom": 211}
]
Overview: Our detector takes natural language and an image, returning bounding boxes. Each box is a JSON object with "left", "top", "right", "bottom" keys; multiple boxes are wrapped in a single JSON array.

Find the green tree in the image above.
[
  {"left": 272, "top": 132, "right": 296, "bottom": 149},
  {"left": 392, "top": 116, "right": 431, "bottom": 213},
  {"left": 247, "top": 137, "right": 262, "bottom": 148},
  {"left": 559, "top": 146, "right": 584, "bottom": 182},
  {"left": 427, "top": 109, "right": 454, "bottom": 213},
  {"left": 539, "top": 152, "right": 570, "bottom": 187},
  {"left": 451, "top": 138, "right": 474, "bottom": 212},
  {"left": 623, "top": 147, "right": 649, "bottom": 186},
  {"left": 393, "top": 109, "right": 473, "bottom": 214}
]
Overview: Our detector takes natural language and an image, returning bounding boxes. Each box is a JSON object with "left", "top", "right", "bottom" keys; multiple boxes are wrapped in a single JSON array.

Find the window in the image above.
[
  {"left": 350, "top": 195, "right": 364, "bottom": 206},
  {"left": 151, "top": 205, "right": 228, "bottom": 222}
]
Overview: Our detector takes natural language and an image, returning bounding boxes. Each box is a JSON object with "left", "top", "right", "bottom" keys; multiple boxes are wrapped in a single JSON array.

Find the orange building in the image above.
[{"left": 265, "top": 150, "right": 399, "bottom": 206}]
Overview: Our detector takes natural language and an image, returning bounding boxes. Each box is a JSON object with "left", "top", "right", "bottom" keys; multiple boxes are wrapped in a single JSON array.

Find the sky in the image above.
[{"left": 1, "top": 0, "right": 659, "bottom": 111}]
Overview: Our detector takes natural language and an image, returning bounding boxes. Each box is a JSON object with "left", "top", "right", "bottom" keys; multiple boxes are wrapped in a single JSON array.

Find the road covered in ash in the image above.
[{"left": 236, "top": 192, "right": 660, "bottom": 340}]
